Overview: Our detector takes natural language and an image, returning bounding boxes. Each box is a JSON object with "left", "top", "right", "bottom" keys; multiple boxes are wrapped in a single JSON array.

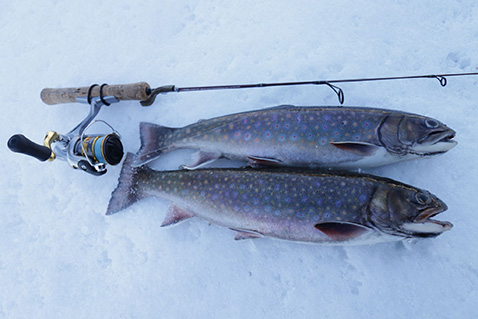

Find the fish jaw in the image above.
[
  {"left": 410, "top": 139, "right": 457, "bottom": 155},
  {"left": 400, "top": 219, "right": 453, "bottom": 238},
  {"left": 410, "top": 129, "right": 457, "bottom": 155}
]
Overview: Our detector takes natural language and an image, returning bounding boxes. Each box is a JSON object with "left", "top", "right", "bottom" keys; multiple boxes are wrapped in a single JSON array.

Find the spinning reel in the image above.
[{"left": 8, "top": 85, "right": 126, "bottom": 176}]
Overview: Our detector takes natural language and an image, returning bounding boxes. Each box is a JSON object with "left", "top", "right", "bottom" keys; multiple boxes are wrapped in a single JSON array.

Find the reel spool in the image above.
[
  {"left": 76, "top": 133, "right": 123, "bottom": 166},
  {"left": 73, "top": 119, "right": 124, "bottom": 174}
]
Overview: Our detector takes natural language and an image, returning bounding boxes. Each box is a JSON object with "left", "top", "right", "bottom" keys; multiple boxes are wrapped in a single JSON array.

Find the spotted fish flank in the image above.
[
  {"left": 107, "top": 153, "right": 452, "bottom": 245},
  {"left": 133, "top": 105, "right": 457, "bottom": 169}
]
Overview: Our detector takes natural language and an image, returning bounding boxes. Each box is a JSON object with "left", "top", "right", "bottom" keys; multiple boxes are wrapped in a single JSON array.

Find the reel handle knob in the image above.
[
  {"left": 8, "top": 134, "right": 53, "bottom": 162},
  {"left": 40, "top": 82, "right": 151, "bottom": 105}
]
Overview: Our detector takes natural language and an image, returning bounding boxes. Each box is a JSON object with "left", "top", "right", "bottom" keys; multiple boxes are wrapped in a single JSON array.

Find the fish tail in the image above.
[
  {"left": 106, "top": 152, "right": 148, "bottom": 215},
  {"left": 133, "top": 122, "right": 177, "bottom": 166}
]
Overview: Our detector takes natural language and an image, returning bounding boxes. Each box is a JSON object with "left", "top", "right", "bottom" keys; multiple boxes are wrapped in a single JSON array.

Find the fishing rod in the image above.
[
  {"left": 39, "top": 72, "right": 478, "bottom": 106},
  {"left": 7, "top": 72, "right": 478, "bottom": 176}
]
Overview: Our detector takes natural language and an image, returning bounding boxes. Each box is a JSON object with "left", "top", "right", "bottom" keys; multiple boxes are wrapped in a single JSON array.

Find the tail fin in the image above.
[
  {"left": 132, "top": 122, "right": 177, "bottom": 167},
  {"left": 106, "top": 152, "right": 148, "bottom": 215}
]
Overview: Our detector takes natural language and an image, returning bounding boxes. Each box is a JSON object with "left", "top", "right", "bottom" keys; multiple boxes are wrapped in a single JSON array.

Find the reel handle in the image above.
[
  {"left": 40, "top": 82, "right": 151, "bottom": 105},
  {"left": 8, "top": 134, "right": 53, "bottom": 162}
]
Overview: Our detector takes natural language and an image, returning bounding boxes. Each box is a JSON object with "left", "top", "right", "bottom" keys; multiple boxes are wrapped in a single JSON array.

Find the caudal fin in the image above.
[
  {"left": 106, "top": 152, "right": 148, "bottom": 215},
  {"left": 132, "top": 122, "right": 177, "bottom": 167}
]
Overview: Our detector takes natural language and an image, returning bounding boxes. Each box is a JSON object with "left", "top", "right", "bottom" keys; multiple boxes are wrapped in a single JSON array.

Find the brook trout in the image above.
[
  {"left": 107, "top": 153, "right": 452, "bottom": 245},
  {"left": 133, "top": 105, "right": 457, "bottom": 169}
]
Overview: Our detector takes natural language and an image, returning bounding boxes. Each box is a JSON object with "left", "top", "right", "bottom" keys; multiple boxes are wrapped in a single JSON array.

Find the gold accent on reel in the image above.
[{"left": 43, "top": 131, "right": 60, "bottom": 161}]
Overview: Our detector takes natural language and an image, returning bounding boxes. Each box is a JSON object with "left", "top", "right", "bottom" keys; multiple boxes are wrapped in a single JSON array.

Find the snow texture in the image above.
[{"left": 1, "top": 1, "right": 478, "bottom": 318}]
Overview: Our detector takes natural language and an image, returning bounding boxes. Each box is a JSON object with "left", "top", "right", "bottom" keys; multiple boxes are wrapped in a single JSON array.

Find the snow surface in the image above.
[{"left": 1, "top": 1, "right": 478, "bottom": 318}]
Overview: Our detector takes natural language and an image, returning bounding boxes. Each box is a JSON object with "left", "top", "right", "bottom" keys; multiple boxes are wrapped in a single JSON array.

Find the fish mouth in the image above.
[
  {"left": 429, "top": 129, "right": 456, "bottom": 144},
  {"left": 411, "top": 129, "right": 457, "bottom": 155},
  {"left": 400, "top": 207, "right": 453, "bottom": 238}
]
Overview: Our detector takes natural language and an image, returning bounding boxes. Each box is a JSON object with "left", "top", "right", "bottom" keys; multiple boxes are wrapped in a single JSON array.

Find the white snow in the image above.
[{"left": 1, "top": 1, "right": 478, "bottom": 318}]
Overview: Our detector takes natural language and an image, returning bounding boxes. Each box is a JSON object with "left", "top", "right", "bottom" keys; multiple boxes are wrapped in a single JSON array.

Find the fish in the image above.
[
  {"left": 107, "top": 153, "right": 452, "bottom": 245},
  {"left": 133, "top": 105, "right": 457, "bottom": 169}
]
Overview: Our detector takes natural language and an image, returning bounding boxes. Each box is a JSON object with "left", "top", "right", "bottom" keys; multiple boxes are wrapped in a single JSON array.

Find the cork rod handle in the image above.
[{"left": 40, "top": 82, "right": 151, "bottom": 105}]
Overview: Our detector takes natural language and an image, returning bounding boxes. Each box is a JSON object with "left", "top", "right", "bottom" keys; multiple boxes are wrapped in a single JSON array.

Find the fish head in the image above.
[
  {"left": 378, "top": 114, "right": 457, "bottom": 156},
  {"left": 368, "top": 184, "right": 452, "bottom": 238}
]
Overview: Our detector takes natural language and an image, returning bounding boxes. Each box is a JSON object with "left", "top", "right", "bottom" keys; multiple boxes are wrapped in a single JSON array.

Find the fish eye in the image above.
[
  {"left": 425, "top": 119, "right": 439, "bottom": 128},
  {"left": 415, "top": 193, "right": 431, "bottom": 205}
]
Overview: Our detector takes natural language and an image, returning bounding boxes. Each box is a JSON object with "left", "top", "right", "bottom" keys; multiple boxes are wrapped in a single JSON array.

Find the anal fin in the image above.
[
  {"left": 161, "top": 205, "right": 195, "bottom": 227},
  {"left": 180, "top": 151, "right": 221, "bottom": 170},
  {"left": 247, "top": 155, "right": 283, "bottom": 167},
  {"left": 231, "top": 228, "right": 264, "bottom": 240}
]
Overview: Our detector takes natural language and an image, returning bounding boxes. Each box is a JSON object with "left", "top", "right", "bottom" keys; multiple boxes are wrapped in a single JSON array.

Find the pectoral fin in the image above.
[
  {"left": 314, "top": 222, "right": 370, "bottom": 241},
  {"left": 161, "top": 205, "right": 195, "bottom": 227},
  {"left": 330, "top": 141, "right": 379, "bottom": 156}
]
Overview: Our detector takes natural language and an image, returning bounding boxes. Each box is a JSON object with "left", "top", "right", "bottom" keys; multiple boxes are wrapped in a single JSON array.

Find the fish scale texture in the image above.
[{"left": 126, "top": 163, "right": 378, "bottom": 242}]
